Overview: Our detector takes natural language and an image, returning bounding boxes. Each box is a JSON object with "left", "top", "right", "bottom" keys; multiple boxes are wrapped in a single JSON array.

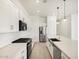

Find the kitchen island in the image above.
[{"left": 48, "top": 37, "right": 78, "bottom": 59}]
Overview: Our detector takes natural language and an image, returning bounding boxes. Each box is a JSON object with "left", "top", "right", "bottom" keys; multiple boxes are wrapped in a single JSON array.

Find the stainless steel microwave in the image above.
[{"left": 19, "top": 20, "right": 27, "bottom": 31}]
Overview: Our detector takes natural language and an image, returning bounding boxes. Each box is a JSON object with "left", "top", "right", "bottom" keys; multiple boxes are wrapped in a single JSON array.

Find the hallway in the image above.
[{"left": 29, "top": 42, "right": 52, "bottom": 59}]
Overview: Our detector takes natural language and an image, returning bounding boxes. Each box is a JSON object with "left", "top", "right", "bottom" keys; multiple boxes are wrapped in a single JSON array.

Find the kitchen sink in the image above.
[{"left": 49, "top": 38, "right": 60, "bottom": 41}]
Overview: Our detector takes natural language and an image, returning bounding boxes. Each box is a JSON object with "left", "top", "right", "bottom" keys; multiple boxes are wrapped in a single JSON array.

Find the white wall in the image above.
[{"left": 47, "top": 16, "right": 57, "bottom": 38}]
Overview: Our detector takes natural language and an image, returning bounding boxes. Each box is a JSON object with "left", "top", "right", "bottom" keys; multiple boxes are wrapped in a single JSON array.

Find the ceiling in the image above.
[{"left": 19, "top": 0, "right": 78, "bottom": 18}]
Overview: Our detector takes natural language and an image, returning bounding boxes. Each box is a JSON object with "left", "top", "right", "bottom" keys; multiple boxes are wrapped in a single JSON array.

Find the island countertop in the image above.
[{"left": 51, "top": 38, "right": 78, "bottom": 59}]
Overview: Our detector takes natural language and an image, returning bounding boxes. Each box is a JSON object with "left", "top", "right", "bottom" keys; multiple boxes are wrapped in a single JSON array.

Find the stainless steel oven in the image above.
[{"left": 27, "top": 40, "right": 32, "bottom": 59}]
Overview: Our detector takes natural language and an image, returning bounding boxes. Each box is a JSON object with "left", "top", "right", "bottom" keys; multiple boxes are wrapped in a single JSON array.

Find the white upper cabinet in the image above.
[
  {"left": 19, "top": 10, "right": 27, "bottom": 23},
  {"left": 47, "top": 16, "right": 57, "bottom": 38},
  {"left": 19, "top": 10, "right": 24, "bottom": 21},
  {"left": 10, "top": 2, "right": 19, "bottom": 32},
  {"left": 0, "top": 0, "right": 19, "bottom": 33},
  {"left": 71, "top": 14, "right": 78, "bottom": 40}
]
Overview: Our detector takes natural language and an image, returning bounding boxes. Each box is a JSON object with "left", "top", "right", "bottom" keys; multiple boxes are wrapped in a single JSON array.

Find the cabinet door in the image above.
[
  {"left": 0, "top": 0, "right": 19, "bottom": 33},
  {"left": 10, "top": 3, "right": 19, "bottom": 32},
  {"left": 19, "top": 10, "right": 24, "bottom": 21},
  {"left": 14, "top": 48, "right": 27, "bottom": 59},
  {"left": 47, "top": 16, "right": 57, "bottom": 38},
  {"left": 0, "top": 0, "right": 12, "bottom": 33},
  {"left": 20, "top": 49, "right": 27, "bottom": 59},
  {"left": 47, "top": 41, "right": 53, "bottom": 58},
  {"left": 71, "top": 14, "right": 78, "bottom": 40},
  {"left": 49, "top": 42, "right": 53, "bottom": 58},
  {"left": 53, "top": 45, "right": 61, "bottom": 59}
]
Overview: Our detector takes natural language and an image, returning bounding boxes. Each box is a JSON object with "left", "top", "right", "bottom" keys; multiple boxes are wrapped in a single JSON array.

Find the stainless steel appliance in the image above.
[
  {"left": 39, "top": 26, "right": 46, "bottom": 42},
  {"left": 12, "top": 38, "right": 32, "bottom": 59},
  {"left": 19, "top": 20, "right": 27, "bottom": 31}
]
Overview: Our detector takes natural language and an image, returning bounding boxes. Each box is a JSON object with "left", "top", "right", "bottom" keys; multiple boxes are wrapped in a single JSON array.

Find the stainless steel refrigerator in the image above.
[{"left": 39, "top": 26, "right": 46, "bottom": 42}]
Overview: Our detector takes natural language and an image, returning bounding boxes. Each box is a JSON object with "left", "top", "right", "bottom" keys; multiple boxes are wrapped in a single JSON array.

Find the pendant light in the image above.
[
  {"left": 63, "top": 0, "right": 67, "bottom": 21},
  {"left": 57, "top": 7, "right": 60, "bottom": 40},
  {"left": 57, "top": 7, "right": 60, "bottom": 24}
]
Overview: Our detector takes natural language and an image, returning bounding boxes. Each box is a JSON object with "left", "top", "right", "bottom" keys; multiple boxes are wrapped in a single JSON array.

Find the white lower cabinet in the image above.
[
  {"left": 61, "top": 52, "right": 70, "bottom": 59},
  {"left": 47, "top": 41, "right": 71, "bottom": 59},
  {"left": 47, "top": 41, "right": 53, "bottom": 58},
  {"left": 0, "top": 44, "right": 27, "bottom": 59},
  {"left": 14, "top": 48, "right": 26, "bottom": 59}
]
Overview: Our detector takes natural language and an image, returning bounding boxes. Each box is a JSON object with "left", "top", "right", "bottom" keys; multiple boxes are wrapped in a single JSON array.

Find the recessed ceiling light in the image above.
[
  {"left": 37, "top": 10, "right": 40, "bottom": 13},
  {"left": 36, "top": 0, "right": 40, "bottom": 3}
]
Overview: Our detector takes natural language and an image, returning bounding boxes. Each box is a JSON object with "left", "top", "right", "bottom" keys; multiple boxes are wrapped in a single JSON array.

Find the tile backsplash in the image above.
[{"left": 0, "top": 32, "right": 19, "bottom": 48}]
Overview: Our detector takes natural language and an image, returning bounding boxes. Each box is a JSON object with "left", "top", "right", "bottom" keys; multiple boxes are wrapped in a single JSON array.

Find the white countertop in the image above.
[
  {"left": 0, "top": 43, "right": 26, "bottom": 58},
  {"left": 52, "top": 39, "right": 78, "bottom": 59}
]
